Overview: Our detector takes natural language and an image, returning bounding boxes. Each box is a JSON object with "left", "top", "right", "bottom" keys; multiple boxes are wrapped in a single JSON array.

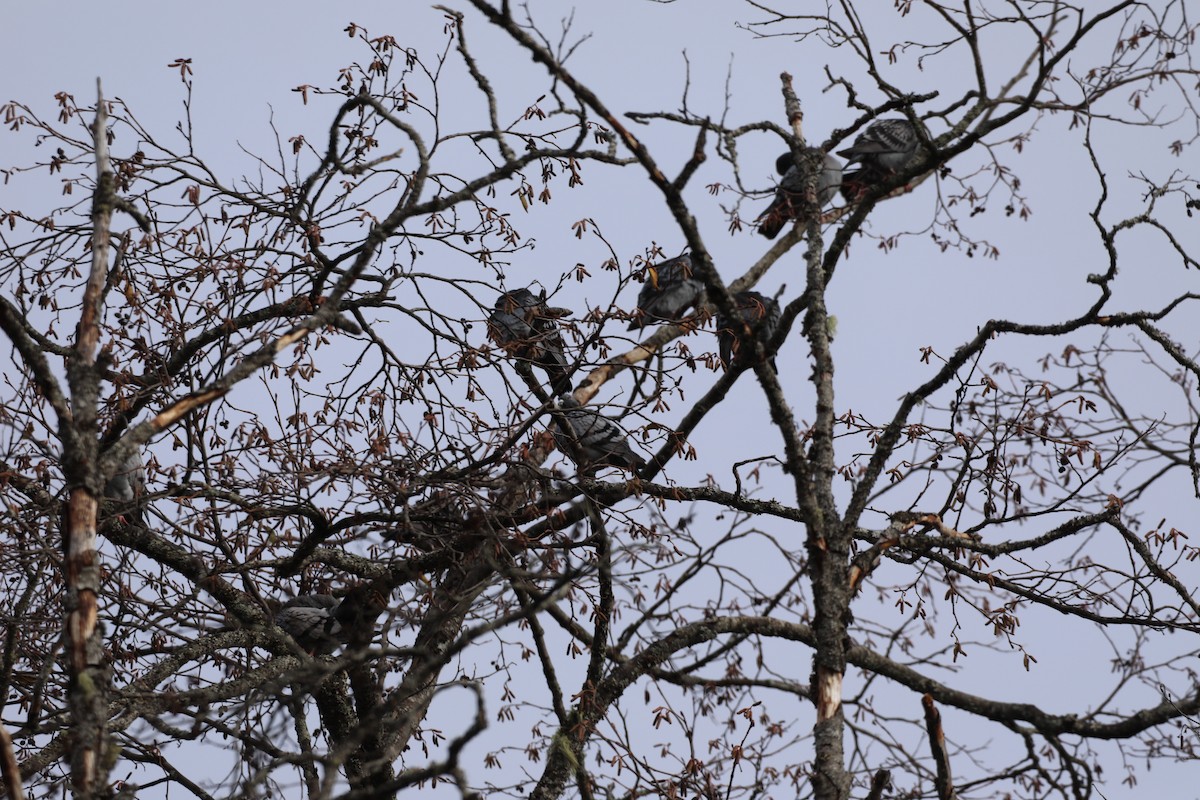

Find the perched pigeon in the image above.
[
  {"left": 551, "top": 395, "right": 646, "bottom": 473},
  {"left": 274, "top": 585, "right": 388, "bottom": 655},
  {"left": 716, "top": 291, "right": 782, "bottom": 372},
  {"left": 837, "top": 118, "right": 924, "bottom": 172},
  {"left": 627, "top": 254, "right": 704, "bottom": 331},
  {"left": 837, "top": 118, "right": 928, "bottom": 201},
  {"left": 756, "top": 149, "right": 843, "bottom": 240},
  {"left": 104, "top": 449, "right": 146, "bottom": 526},
  {"left": 488, "top": 288, "right": 573, "bottom": 394},
  {"left": 495, "top": 287, "right": 566, "bottom": 329}
]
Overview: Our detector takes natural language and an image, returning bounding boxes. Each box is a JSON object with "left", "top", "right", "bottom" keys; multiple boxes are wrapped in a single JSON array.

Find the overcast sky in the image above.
[{"left": 2, "top": 2, "right": 1197, "bottom": 798}]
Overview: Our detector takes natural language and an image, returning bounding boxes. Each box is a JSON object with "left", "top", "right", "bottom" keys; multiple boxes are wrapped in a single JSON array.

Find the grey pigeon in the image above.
[
  {"left": 274, "top": 585, "right": 388, "bottom": 655},
  {"left": 627, "top": 254, "right": 704, "bottom": 331},
  {"left": 488, "top": 288, "right": 573, "bottom": 394},
  {"left": 552, "top": 395, "right": 646, "bottom": 473},
  {"left": 104, "top": 450, "right": 146, "bottom": 526},
  {"left": 756, "top": 149, "right": 843, "bottom": 240},
  {"left": 837, "top": 118, "right": 927, "bottom": 201},
  {"left": 716, "top": 291, "right": 782, "bottom": 372},
  {"left": 837, "top": 118, "right": 923, "bottom": 171}
]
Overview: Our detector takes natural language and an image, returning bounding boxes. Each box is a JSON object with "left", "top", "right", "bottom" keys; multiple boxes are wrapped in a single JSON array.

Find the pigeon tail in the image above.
[{"left": 755, "top": 197, "right": 793, "bottom": 240}]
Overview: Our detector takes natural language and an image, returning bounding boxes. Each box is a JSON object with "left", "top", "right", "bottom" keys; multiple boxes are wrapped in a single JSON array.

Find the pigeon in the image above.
[
  {"left": 551, "top": 395, "right": 646, "bottom": 473},
  {"left": 837, "top": 118, "right": 924, "bottom": 172},
  {"left": 104, "top": 449, "right": 146, "bottom": 526},
  {"left": 488, "top": 288, "right": 573, "bottom": 394},
  {"left": 756, "top": 149, "right": 843, "bottom": 240},
  {"left": 273, "top": 584, "right": 388, "bottom": 655},
  {"left": 837, "top": 118, "right": 927, "bottom": 201},
  {"left": 627, "top": 254, "right": 704, "bottom": 331},
  {"left": 716, "top": 291, "right": 782, "bottom": 372}
]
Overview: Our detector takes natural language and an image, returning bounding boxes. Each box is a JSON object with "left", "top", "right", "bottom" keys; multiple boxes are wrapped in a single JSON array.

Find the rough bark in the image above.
[{"left": 61, "top": 79, "right": 115, "bottom": 800}]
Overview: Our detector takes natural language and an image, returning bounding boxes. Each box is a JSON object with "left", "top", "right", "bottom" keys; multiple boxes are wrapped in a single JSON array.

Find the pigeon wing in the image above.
[
  {"left": 105, "top": 450, "right": 147, "bottom": 525},
  {"left": 628, "top": 255, "right": 703, "bottom": 330},
  {"left": 276, "top": 596, "right": 341, "bottom": 655},
  {"left": 837, "top": 119, "right": 921, "bottom": 172},
  {"left": 553, "top": 401, "right": 645, "bottom": 471},
  {"left": 757, "top": 150, "right": 842, "bottom": 239}
]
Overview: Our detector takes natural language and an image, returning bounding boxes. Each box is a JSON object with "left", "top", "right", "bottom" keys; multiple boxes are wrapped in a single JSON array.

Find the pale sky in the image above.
[{"left": 2, "top": 2, "right": 1197, "bottom": 798}]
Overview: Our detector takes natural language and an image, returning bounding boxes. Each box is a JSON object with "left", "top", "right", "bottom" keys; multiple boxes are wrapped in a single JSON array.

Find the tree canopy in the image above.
[{"left": 0, "top": 2, "right": 1198, "bottom": 799}]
